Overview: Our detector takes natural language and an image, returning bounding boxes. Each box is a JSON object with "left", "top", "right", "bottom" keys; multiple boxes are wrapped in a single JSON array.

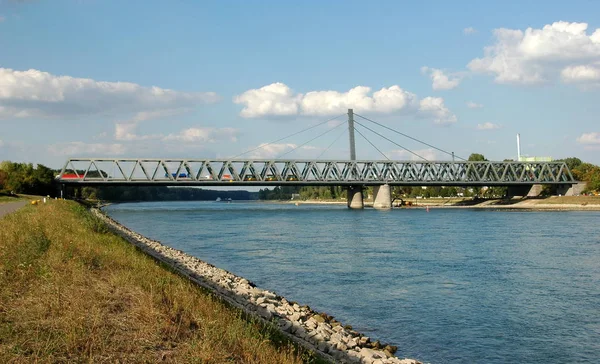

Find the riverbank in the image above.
[
  {"left": 0, "top": 200, "right": 312, "bottom": 363},
  {"left": 95, "top": 206, "right": 420, "bottom": 364},
  {"left": 407, "top": 196, "right": 600, "bottom": 210},
  {"left": 283, "top": 196, "right": 600, "bottom": 211}
]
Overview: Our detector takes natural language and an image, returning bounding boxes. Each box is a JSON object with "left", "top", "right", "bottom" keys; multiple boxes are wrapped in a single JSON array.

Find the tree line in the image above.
[
  {"left": 0, "top": 161, "right": 256, "bottom": 201},
  {"left": 0, "top": 161, "right": 56, "bottom": 196}
]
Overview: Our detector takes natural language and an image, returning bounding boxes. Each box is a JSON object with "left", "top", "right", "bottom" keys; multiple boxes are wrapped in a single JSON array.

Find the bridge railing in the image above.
[{"left": 56, "top": 158, "right": 576, "bottom": 186}]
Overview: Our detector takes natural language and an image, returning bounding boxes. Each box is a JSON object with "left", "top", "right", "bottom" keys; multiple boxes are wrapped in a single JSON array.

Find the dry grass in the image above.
[
  {"left": 0, "top": 201, "right": 318, "bottom": 363},
  {"left": 533, "top": 195, "right": 600, "bottom": 205},
  {"left": 0, "top": 195, "right": 23, "bottom": 203}
]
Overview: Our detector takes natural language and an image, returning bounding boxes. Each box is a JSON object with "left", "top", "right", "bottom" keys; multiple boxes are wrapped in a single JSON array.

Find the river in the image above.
[{"left": 104, "top": 201, "right": 600, "bottom": 364}]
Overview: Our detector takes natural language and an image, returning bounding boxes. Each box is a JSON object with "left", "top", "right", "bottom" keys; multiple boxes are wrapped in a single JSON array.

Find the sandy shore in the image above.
[{"left": 281, "top": 197, "right": 600, "bottom": 211}]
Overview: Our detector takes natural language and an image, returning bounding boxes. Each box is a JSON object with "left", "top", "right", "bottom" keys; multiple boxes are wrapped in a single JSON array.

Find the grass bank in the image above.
[
  {"left": 0, "top": 200, "right": 317, "bottom": 363},
  {"left": 0, "top": 195, "right": 25, "bottom": 203}
]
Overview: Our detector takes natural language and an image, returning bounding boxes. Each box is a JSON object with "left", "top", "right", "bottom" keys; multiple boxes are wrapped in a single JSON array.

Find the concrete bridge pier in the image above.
[
  {"left": 556, "top": 182, "right": 586, "bottom": 196},
  {"left": 373, "top": 184, "right": 392, "bottom": 209},
  {"left": 347, "top": 186, "right": 364, "bottom": 209},
  {"left": 507, "top": 184, "right": 543, "bottom": 198}
]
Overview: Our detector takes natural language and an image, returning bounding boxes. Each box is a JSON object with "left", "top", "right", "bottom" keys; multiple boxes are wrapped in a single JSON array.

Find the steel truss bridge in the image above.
[{"left": 57, "top": 158, "right": 576, "bottom": 186}]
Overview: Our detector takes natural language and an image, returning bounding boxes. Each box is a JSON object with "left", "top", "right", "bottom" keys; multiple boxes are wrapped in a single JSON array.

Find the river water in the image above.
[{"left": 104, "top": 201, "right": 600, "bottom": 364}]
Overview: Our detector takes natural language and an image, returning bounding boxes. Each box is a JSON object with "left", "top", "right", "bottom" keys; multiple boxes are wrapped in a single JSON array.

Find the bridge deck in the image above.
[{"left": 56, "top": 158, "right": 576, "bottom": 186}]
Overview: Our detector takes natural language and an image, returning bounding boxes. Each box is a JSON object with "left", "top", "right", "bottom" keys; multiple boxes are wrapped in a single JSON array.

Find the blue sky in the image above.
[{"left": 1, "top": 0, "right": 600, "bottom": 168}]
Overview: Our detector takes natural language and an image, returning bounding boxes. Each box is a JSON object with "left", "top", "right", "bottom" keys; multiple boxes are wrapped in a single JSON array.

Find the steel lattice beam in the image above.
[{"left": 56, "top": 158, "right": 576, "bottom": 186}]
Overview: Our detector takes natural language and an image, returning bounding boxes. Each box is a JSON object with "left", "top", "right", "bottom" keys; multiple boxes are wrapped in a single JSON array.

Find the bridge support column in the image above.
[
  {"left": 507, "top": 184, "right": 544, "bottom": 197},
  {"left": 556, "top": 182, "right": 586, "bottom": 196},
  {"left": 347, "top": 186, "right": 364, "bottom": 209},
  {"left": 373, "top": 184, "right": 392, "bottom": 209},
  {"left": 527, "top": 184, "right": 544, "bottom": 197}
]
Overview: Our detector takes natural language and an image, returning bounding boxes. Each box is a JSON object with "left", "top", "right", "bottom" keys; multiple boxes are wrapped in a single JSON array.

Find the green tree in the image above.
[
  {"left": 468, "top": 153, "right": 487, "bottom": 161},
  {"left": 558, "top": 157, "right": 583, "bottom": 171}
]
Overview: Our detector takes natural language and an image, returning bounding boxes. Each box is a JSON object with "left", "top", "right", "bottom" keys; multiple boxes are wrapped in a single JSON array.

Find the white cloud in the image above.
[
  {"left": 233, "top": 82, "right": 301, "bottom": 118},
  {"left": 301, "top": 86, "right": 418, "bottom": 115},
  {"left": 476, "top": 122, "right": 501, "bottom": 130},
  {"left": 463, "top": 27, "right": 477, "bottom": 35},
  {"left": 235, "top": 83, "right": 455, "bottom": 125},
  {"left": 243, "top": 143, "right": 325, "bottom": 159},
  {"left": 247, "top": 143, "right": 296, "bottom": 159},
  {"left": 388, "top": 148, "right": 439, "bottom": 161},
  {"left": 0, "top": 67, "right": 219, "bottom": 119},
  {"left": 468, "top": 21, "right": 600, "bottom": 85},
  {"left": 418, "top": 97, "right": 457, "bottom": 125},
  {"left": 576, "top": 132, "right": 600, "bottom": 144},
  {"left": 234, "top": 83, "right": 418, "bottom": 117},
  {"left": 466, "top": 101, "right": 483, "bottom": 109},
  {"left": 163, "top": 127, "right": 239, "bottom": 143},
  {"left": 561, "top": 64, "right": 600, "bottom": 83},
  {"left": 0, "top": 15, "right": 5, "bottom": 23},
  {"left": 421, "top": 67, "right": 462, "bottom": 90},
  {"left": 48, "top": 142, "right": 126, "bottom": 156},
  {"left": 114, "top": 109, "right": 188, "bottom": 141}
]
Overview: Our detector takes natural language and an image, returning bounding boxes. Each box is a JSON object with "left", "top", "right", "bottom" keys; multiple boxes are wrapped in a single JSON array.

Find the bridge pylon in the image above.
[
  {"left": 346, "top": 108, "right": 392, "bottom": 209},
  {"left": 346, "top": 109, "right": 364, "bottom": 209}
]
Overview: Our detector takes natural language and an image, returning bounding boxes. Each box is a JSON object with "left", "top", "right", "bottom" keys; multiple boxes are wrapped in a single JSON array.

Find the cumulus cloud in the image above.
[
  {"left": 476, "top": 122, "right": 501, "bottom": 130},
  {"left": 421, "top": 67, "right": 462, "bottom": 90},
  {"left": 163, "top": 127, "right": 239, "bottom": 143},
  {"left": 234, "top": 83, "right": 418, "bottom": 117},
  {"left": 241, "top": 143, "right": 324, "bottom": 159},
  {"left": 388, "top": 148, "right": 439, "bottom": 161},
  {"left": 301, "top": 85, "right": 418, "bottom": 115},
  {"left": 247, "top": 143, "right": 298, "bottom": 159},
  {"left": 561, "top": 64, "right": 600, "bottom": 83},
  {"left": 233, "top": 83, "right": 301, "bottom": 118},
  {"left": 466, "top": 101, "right": 483, "bottom": 109},
  {"left": 468, "top": 21, "right": 600, "bottom": 85},
  {"left": 418, "top": 97, "right": 457, "bottom": 125},
  {"left": 114, "top": 109, "right": 188, "bottom": 141},
  {"left": 576, "top": 132, "right": 600, "bottom": 144},
  {"left": 0, "top": 67, "right": 219, "bottom": 120},
  {"left": 48, "top": 142, "right": 126, "bottom": 156},
  {"left": 463, "top": 27, "right": 477, "bottom": 35},
  {"left": 235, "top": 82, "right": 455, "bottom": 125}
]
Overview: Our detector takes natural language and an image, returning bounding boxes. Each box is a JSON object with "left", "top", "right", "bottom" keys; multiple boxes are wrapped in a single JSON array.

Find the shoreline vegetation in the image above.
[{"left": 0, "top": 200, "right": 316, "bottom": 363}]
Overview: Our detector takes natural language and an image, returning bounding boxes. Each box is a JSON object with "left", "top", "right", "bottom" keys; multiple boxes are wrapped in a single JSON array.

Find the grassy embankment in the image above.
[
  {"left": 0, "top": 195, "right": 26, "bottom": 203},
  {"left": 0, "top": 200, "right": 318, "bottom": 363}
]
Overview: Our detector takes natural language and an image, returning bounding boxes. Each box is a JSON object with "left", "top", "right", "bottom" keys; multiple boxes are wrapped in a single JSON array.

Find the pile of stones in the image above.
[{"left": 92, "top": 208, "right": 420, "bottom": 364}]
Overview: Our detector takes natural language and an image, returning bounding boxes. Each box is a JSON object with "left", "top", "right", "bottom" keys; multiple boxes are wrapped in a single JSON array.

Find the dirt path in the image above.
[{"left": 0, "top": 200, "right": 28, "bottom": 218}]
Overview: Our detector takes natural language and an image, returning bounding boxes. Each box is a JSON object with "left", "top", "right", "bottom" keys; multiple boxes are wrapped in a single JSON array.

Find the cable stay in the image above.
[
  {"left": 316, "top": 127, "right": 347, "bottom": 159},
  {"left": 354, "top": 113, "right": 466, "bottom": 161},
  {"left": 354, "top": 120, "right": 429, "bottom": 161},
  {"left": 277, "top": 121, "right": 347, "bottom": 158},
  {"left": 231, "top": 114, "right": 346, "bottom": 159},
  {"left": 354, "top": 126, "right": 390, "bottom": 161}
]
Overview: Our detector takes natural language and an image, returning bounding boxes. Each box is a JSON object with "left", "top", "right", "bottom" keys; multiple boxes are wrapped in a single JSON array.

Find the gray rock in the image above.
[
  {"left": 278, "top": 319, "right": 292, "bottom": 332},
  {"left": 317, "top": 341, "right": 329, "bottom": 353}
]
